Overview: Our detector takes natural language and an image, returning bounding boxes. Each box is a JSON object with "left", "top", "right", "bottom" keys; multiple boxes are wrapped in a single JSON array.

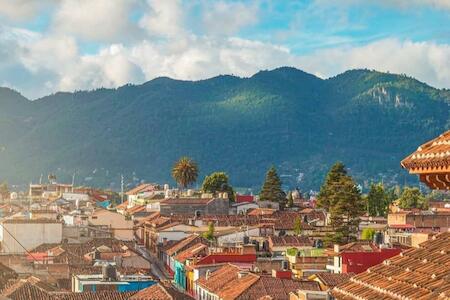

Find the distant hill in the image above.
[{"left": 0, "top": 67, "right": 448, "bottom": 191}]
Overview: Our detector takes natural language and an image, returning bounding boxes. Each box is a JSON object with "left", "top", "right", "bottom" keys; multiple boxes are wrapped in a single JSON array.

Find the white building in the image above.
[
  {"left": 230, "top": 202, "right": 259, "bottom": 215},
  {"left": 0, "top": 219, "right": 63, "bottom": 254},
  {"left": 216, "top": 226, "right": 260, "bottom": 246},
  {"left": 62, "top": 192, "right": 90, "bottom": 202}
]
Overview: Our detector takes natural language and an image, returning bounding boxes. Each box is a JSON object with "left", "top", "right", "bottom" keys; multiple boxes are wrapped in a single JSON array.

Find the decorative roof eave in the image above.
[
  {"left": 401, "top": 131, "right": 450, "bottom": 189},
  {"left": 402, "top": 164, "right": 450, "bottom": 175},
  {"left": 401, "top": 130, "right": 450, "bottom": 172},
  {"left": 419, "top": 174, "right": 450, "bottom": 190}
]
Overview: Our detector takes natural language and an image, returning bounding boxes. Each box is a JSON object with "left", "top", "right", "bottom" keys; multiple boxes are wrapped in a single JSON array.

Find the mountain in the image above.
[{"left": 0, "top": 67, "right": 449, "bottom": 191}]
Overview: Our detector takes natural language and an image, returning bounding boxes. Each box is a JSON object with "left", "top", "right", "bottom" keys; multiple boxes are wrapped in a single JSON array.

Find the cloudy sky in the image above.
[{"left": 0, "top": 0, "right": 449, "bottom": 99}]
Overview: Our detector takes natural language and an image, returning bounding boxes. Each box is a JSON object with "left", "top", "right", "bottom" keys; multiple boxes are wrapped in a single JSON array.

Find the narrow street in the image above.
[{"left": 136, "top": 245, "right": 170, "bottom": 280}]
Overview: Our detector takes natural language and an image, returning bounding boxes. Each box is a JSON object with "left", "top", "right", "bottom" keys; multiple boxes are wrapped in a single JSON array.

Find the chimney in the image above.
[
  {"left": 334, "top": 244, "right": 340, "bottom": 253},
  {"left": 162, "top": 238, "right": 168, "bottom": 246}
]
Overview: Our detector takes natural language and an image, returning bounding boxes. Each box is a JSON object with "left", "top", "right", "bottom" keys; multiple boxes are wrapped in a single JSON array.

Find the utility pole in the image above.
[
  {"left": 121, "top": 174, "right": 124, "bottom": 204},
  {"left": 72, "top": 173, "right": 76, "bottom": 192}
]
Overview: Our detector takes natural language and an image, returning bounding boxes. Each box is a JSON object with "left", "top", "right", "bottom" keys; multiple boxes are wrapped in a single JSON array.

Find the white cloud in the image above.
[
  {"left": 0, "top": 0, "right": 54, "bottom": 21},
  {"left": 314, "top": 0, "right": 450, "bottom": 11},
  {"left": 202, "top": 1, "right": 259, "bottom": 35},
  {"left": 1, "top": 1, "right": 450, "bottom": 99},
  {"left": 296, "top": 39, "right": 450, "bottom": 89},
  {"left": 139, "top": 0, "right": 185, "bottom": 37},
  {"left": 52, "top": 0, "right": 140, "bottom": 42},
  {"left": 380, "top": 0, "right": 450, "bottom": 10},
  {"left": 3, "top": 23, "right": 450, "bottom": 99}
]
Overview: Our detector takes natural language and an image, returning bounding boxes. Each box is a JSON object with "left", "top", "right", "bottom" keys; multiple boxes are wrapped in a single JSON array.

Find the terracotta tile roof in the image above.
[
  {"left": 173, "top": 243, "right": 207, "bottom": 263},
  {"left": 269, "top": 235, "right": 313, "bottom": 248},
  {"left": 2, "top": 218, "right": 62, "bottom": 224},
  {"left": 145, "top": 216, "right": 172, "bottom": 228},
  {"left": 1, "top": 281, "right": 52, "bottom": 300},
  {"left": 165, "top": 235, "right": 201, "bottom": 257},
  {"left": 115, "top": 201, "right": 128, "bottom": 210},
  {"left": 0, "top": 262, "right": 17, "bottom": 290},
  {"left": 126, "top": 183, "right": 159, "bottom": 196},
  {"left": 272, "top": 211, "right": 321, "bottom": 230},
  {"left": 196, "top": 264, "right": 241, "bottom": 293},
  {"left": 54, "top": 291, "right": 137, "bottom": 300},
  {"left": 332, "top": 232, "right": 450, "bottom": 300},
  {"left": 135, "top": 212, "right": 161, "bottom": 226},
  {"left": 160, "top": 198, "right": 213, "bottom": 205},
  {"left": 338, "top": 242, "right": 379, "bottom": 253},
  {"left": 247, "top": 208, "right": 275, "bottom": 216},
  {"left": 130, "top": 281, "right": 192, "bottom": 299},
  {"left": 159, "top": 240, "right": 178, "bottom": 252},
  {"left": 236, "top": 276, "right": 321, "bottom": 300},
  {"left": 314, "top": 273, "right": 355, "bottom": 288},
  {"left": 48, "top": 246, "right": 66, "bottom": 257},
  {"left": 157, "top": 222, "right": 182, "bottom": 231},
  {"left": 199, "top": 215, "right": 263, "bottom": 227},
  {"left": 31, "top": 238, "right": 134, "bottom": 266},
  {"left": 126, "top": 205, "right": 146, "bottom": 215},
  {"left": 217, "top": 272, "right": 260, "bottom": 300},
  {"left": 1, "top": 277, "right": 139, "bottom": 300},
  {"left": 1, "top": 276, "right": 58, "bottom": 300},
  {"left": 401, "top": 130, "right": 450, "bottom": 172}
]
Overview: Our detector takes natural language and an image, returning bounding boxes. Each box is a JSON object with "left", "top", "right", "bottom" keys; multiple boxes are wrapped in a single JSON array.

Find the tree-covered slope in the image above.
[{"left": 0, "top": 68, "right": 448, "bottom": 191}]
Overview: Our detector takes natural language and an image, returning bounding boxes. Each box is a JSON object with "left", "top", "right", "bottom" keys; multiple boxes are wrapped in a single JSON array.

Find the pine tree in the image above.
[
  {"left": 366, "top": 183, "right": 388, "bottom": 217},
  {"left": 259, "top": 166, "right": 286, "bottom": 203},
  {"left": 317, "top": 162, "right": 347, "bottom": 210},
  {"left": 318, "top": 162, "right": 365, "bottom": 244}
]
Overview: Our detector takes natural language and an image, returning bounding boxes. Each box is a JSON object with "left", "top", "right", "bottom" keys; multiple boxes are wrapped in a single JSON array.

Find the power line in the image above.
[{"left": 0, "top": 223, "right": 59, "bottom": 281}]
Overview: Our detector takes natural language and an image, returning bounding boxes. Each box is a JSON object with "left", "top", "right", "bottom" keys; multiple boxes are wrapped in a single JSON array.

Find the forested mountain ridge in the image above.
[{"left": 0, "top": 67, "right": 448, "bottom": 191}]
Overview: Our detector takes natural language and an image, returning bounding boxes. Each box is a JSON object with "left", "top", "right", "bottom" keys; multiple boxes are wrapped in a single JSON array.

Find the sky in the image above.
[{"left": 0, "top": 0, "right": 449, "bottom": 99}]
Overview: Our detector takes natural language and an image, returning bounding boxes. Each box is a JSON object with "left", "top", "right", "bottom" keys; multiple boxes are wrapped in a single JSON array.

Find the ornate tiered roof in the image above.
[{"left": 401, "top": 130, "right": 450, "bottom": 189}]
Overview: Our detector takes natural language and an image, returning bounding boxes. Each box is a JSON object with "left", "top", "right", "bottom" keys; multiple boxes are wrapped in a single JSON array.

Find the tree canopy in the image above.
[
  {"left": 293, "top": 216, "right": 303, "bottom": 236},
  {"left": 366, "top": 183, "right": 389, "bottom": 217},
  {"left": 171, "top": 157, "right": 199, "bottom": 189},
  {"left": 201, "top": 172, "right": 235, "bottom": 201},
  {"left": 361, "top": 228, "right": 376, "bottom": 241},
  {"left": 0, "top": 182, "right": 8, "bottom": 200},
  {"left": 259, "top": 166, "right": 286, "bottom": 203},
  {"left": 287, "top": 191, "right": 294, "bottom": 208},
  {"left": 398, "top": 187, "right": 428, "bottom": 209},
  {"left": 318, "top": 162, "right": 365, "bottom": 244},
  {"left": 203, "top": 222, "right": 215, "bottom": 241}
]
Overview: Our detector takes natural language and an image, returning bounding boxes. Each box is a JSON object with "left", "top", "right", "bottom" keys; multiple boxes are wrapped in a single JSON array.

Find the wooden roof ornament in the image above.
[{"left": 401, "top": 130, "right": 450, "bottom": 189}]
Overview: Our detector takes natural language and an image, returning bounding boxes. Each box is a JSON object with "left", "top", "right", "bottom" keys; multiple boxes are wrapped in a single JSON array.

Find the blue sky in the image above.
[{"left": 0, "top": 0, "right": 449, "bottom": 99}]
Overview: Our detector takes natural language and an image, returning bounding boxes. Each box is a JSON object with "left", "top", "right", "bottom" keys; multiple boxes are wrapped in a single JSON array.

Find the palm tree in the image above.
[{"left": 171, "top": 157, "right": 199, "bottom": 189}]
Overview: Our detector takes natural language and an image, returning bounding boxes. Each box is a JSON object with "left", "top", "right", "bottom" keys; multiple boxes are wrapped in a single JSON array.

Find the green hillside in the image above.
[{"left": 0, "top": 67, "right": 448, "bottom": 191}]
